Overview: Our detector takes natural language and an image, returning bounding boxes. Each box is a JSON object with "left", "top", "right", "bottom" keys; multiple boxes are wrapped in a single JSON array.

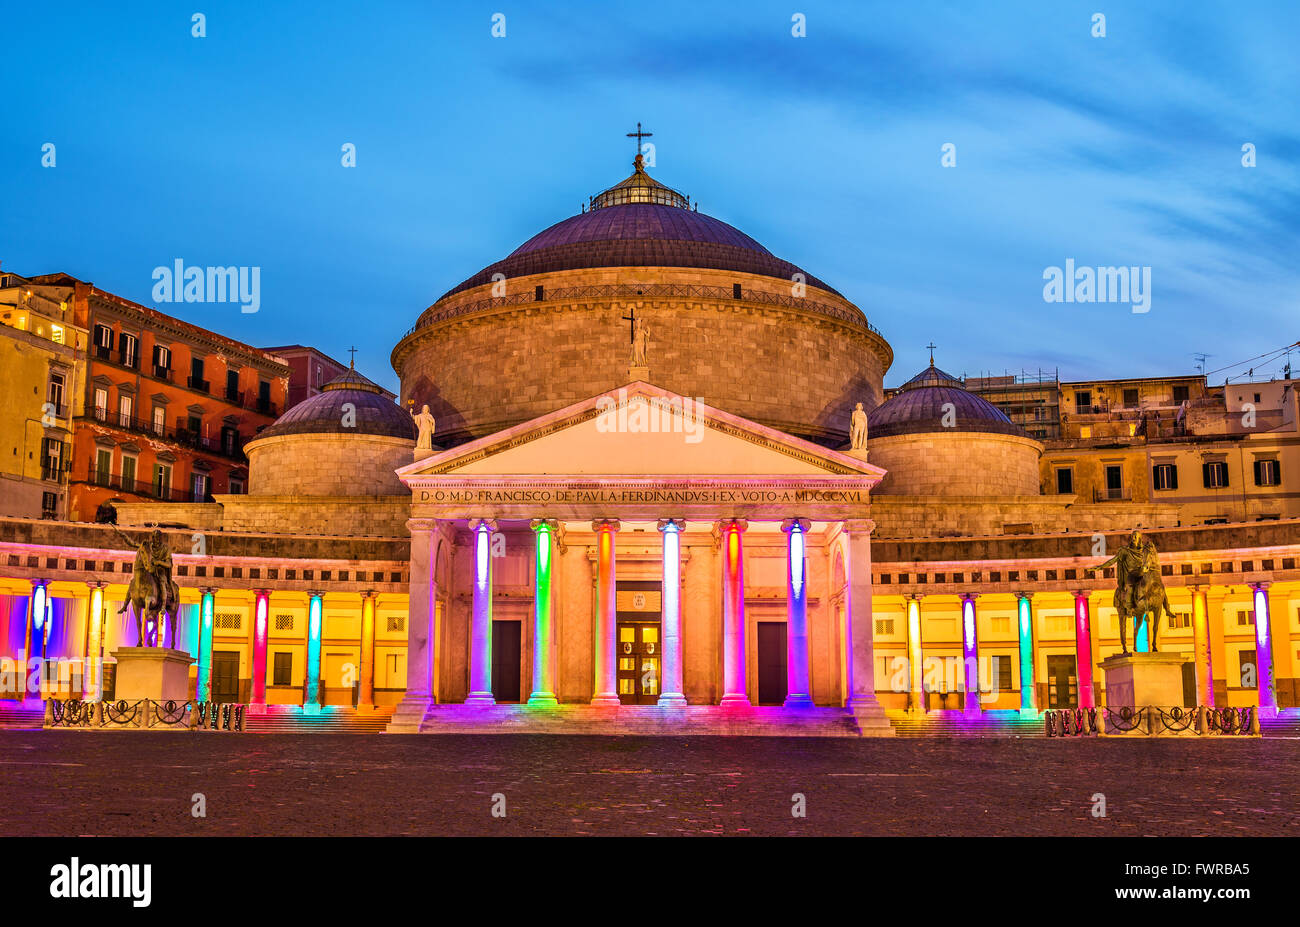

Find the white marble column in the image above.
[
  {"left": 719, "top": 519, "right": 750, "bottom": 707},
  {"left": 590, "top": 519, "right": 621, "bottom": 706},
  {"left": 842, "top": 518, "right": 892, "bottom": 733},
  {"left": 465, "top": 518, "right": 496, "bottom": 706},
  {"left": 783, "top": 518, "right": 813, "bottom": 708},
  {"left": 658, "top": 518, "right": 687, "bottom": 706}
]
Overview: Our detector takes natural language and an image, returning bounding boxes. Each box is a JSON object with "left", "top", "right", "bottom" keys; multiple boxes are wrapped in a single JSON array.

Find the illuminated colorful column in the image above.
[
  {"left": 465, "top": 518, "right": 497, "bottom": 706},
  {"left": 907, "top": 595, "right": 925, "bottom": 713},
  {"left": 783, "top": 518, "right": 813, "bottom": 708},
  {"left": 1190, "top": 587, "right": 1213, "bottom": 707},
  {"left": 591, "top": 519, "right": 621, "bottom": 706},
  {"left": 1251, "top": 582, "right": 1277, "bottom": 718},
  {"left": 304, "top": 592, "right": 323, "bottom": 713},
  {"left": 83, "top": 583, "right": 105, "bottom": 701},
  {"left": 1016, "top": 592, "right": 1037, "bottom": 715},
  {"left": 358, "top": 591, "right": 376, "bottom": 709},
  {"left": 843, "top": 519, "right": 889, "bottom": 730},
  {"left": 961, "top": 593, "right": 981, "bottom": 719},
  {"left": 251, "top": 590, "right": 270, "bottom": 707},
  {"left": 1073, "top": 591, "right": 1095, "bottom": 709},
  {"left": 29, "top": 581, "right": 48, "bottom": 702},
  {"left": 528, "top": 519, "right": 559, "bottom": 706},
  {"left": 657, "top": 519, "right": 687, "bottom": 707},
  {"left": 401, "top": 519, "right": 437, "bottom": 712},
  {"left": 195, "top": 588, "right": 214, "bottom": 702},
  {"left": 719, "top": 519, "right": 750, "bottom": 707}
]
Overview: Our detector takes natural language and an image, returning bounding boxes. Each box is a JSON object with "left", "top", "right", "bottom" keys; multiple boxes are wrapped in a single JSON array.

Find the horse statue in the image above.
[
  {"left": 114, "top": 527, "right": 180, "bottom": 647},
  {"left": 1088, "top": 529, "right": 1176, "bottom": 654}
]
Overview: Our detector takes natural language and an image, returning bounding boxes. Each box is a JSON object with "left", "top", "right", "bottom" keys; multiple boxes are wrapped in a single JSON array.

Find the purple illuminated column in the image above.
[
  {"left": 719, "top": 519, "right": 750, "bottom": 707},
  {"left": 961, "top": 593, "right": 981, "bottom": 719},
  {"left": 657, "top": 519, "right": 687, "bottom": 707},
  {"left": 591, "top": 519, "right": 621, "bottom": 706},
  {"left": 1252, "top": 582, "right": 1277, "bottom": 718},
  {"left": 783, "top": 518, "right": 813, "bottom": 708},
  {"left": 465, "top": 518, "right": 497, "bottom": 706},
  {"left": 251, "top": 590, "right": 270, "bottom": 706},
  {"left": 1073, "top": 591, "right": 1095, "bottom": 709}
]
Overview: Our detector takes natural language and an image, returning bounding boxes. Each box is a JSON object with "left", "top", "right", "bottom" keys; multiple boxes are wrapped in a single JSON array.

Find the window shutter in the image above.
[
  {"left": 1202, "top": 462, "right": 1211, "bottom": 487},
  {"left": 1170, "top": 466, "right": 1178, "bottom": 490},
  {"left": 1254, "top": 460, "right": 1262, "bottom": 485},
  {"left": 1221, "top": 465, "right": 1229, "bottom": 488}
]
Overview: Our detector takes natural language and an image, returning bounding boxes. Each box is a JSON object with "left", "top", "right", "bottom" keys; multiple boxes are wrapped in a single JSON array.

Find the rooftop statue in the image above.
[
  {"left": 113, "top": 526, "right": 180, "bottom": 647},
  {"left": 1087, "top": 529, "right": 1176, "bottom": 654},
  {"left": 850, "top": 401, "right": 868, "bottom": 451},
  {"left": 411, "top": 403, "right": 436, "bottom": 452},
  {"left": 631, "top": 315, "right": 650, "bottom": 368}
]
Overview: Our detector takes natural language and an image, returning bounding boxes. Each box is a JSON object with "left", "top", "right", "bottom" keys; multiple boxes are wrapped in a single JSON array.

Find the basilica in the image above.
[{"left": 1, "top": 151, "right": 1297, "bottom": 735}]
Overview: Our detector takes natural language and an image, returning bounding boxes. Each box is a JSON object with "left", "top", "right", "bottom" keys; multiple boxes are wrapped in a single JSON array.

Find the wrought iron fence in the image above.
[
  {"left": 1043, "top": 705, "right": 1258, "bottom": 737},
  {"left": 43, "top": 698, "right": 245, "bottom": 731}
]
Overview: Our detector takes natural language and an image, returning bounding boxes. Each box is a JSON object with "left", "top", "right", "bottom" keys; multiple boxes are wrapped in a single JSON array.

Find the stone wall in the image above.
[
  {"left": 394, "top": 266, "right": 891, "bottom": 448},
  {"left": 868, "top": 431, "right": 1043, "bottom": 497},
  {"left": 871, "top": 496, "right": 1180, "bottom": 539},
  {"left": 245, "top": 433, "right": 413, "bottom": 496}
]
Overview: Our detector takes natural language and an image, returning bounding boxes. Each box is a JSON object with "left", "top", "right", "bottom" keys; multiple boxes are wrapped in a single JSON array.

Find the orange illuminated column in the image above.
[
  {"left": 358, "top": 591, "right": 376, "bottom": 709},
  {"left": 465, "top": 518, "right": 497, "bottom": 706},
  {"left": 591, "top": 519, "right": 621, "bottom": 706},
  {"left": 719, "top": 519, "right": 750, "bottom": 707},
  {"left": 907, "top": 595, "right": 925, "bottom": 713},
  {"left": 1191, "top": 588, "right": 1214, "bottom": 707},
  {"left": 83, "top": 583, "right": 104, "bottom": 700}
]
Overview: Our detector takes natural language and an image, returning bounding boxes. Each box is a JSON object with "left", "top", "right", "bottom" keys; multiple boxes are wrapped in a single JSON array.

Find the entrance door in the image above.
[
  {"left": 1046, "top": 654, "right": 1077, "bottom": 709},
  {"left": 757, "top": 622, "right": 787, "bottom": 705},
  {"left": 491, "top": 620, "right": 521, "bottom": 702},
  {"left": 1180, "top": 660, "right": 1196, "bottom": 707},
  {"left": 211, "top": 651, "right": 240, "bottom": 703},
  {"left": 616, "top": 581, "right": 662, "bottom": 704}
]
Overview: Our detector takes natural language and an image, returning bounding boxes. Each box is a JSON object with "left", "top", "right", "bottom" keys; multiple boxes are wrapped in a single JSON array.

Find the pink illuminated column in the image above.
[
  {"left": 465, "top": 518, "right": 497, "bottom": 706},
  {"left": 719, "top": 519, "right": 750, "bottom": 707},
  {"left": 591, "top": 519, "right": 621, "bottom": 706},
  {"left": 1191, "top": 587, "right": 1214, "bottom": 707},
  {"left": 1252, "top": 582, "right": 1278, "bottom": 718},
  {"left": 251, "top": 590, "right": 270, "bottom": 706},
  {"left": 657, "top": 519, "right": 687, "bottom": 707},
  {"left": 1073, "top": 590, "right": 1095, "bottom": 709},
  {"left": 961, "top": 593, "right": 981, "bottom": 718},
  {"left": 783, "top": 518, "right": 813, "bottom": 708}
]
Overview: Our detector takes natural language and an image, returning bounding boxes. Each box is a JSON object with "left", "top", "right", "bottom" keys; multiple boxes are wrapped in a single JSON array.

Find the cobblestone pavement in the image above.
[{"left": 3, "top": 732, "right": 1297, "bottom": 836}]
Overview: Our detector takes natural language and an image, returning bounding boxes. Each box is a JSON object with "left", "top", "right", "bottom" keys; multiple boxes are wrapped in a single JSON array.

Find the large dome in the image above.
[
  {"left": 441, "top": 159, "right": 838, "bottom": 299},
  {"left": 393, "top": 155, "right": 892, "bottom": 448}
]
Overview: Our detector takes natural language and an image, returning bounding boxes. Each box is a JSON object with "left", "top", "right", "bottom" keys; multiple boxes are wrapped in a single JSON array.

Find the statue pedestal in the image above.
[
  {"left": 1099, "top": 652, "right": 1192, "bottom": 736},
  {"left": 627, "top": 366, "right": 649, "bottom": 383},
  {"left": 111, "top": 647, "right": 194, "bottom": 703},
  {"left": 844, "top": 447, "right": 869, "bottom": 463}
]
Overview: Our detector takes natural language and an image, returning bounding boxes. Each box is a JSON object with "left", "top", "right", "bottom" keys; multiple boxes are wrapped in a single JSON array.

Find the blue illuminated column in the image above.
[
  {"left": 657, "top": 519, "right": 687, "bottom": 707},
  {"left": 30, "top": 581, "right": 49, "bottom": 702},
  {"left": 465, "top": 518, "right": 496, "bottom": 706},
  {"left": 783, "top": 518, "right": 813, "bottom": 708},
  {"left": 1252, "top": 582, "right": 1277, "bottom": 718},
  {"left": 1016, "top": 592, "right": 1037, "bottom": 715},
  {"left": 196, "top": 588, "right": 215, "bottom": 701},
  {"left": 961, "top": 593, "right": 981, "bottom": 718},
  {"left": 304, "top": 592, "right": 323, "bottom": 714}
]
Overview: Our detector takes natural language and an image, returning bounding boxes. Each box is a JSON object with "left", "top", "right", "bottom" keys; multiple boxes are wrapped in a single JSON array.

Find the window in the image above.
[
  {"left": 1254, "top": 459, "right": 1280, "bottom": 487},
  {"left": 1075, "top": 390, "right": 1091, "bottom": 412},
  {"left": 119, "top": 332, "right": 139, "bottom": 369},
  {"left": 1153, "top": 463, "right": 1178, "bottom": 491},
  {"left": 94, "top": 387, "right": 108, "bottom": 421},
  {"left": 226, "top": 369, "right": 240, "bottom": 401},
  {"left": 993, "top": 654, "right": 1014, "bottom": 692},
  {"left": 387, "top": 615, "right": 406, "bottom": 632},
  {"left": 1253, "top": 393, "right": 1261, "bottom": 404},
  {"left": 272, "top": 653, "right": 292, "bottom": 686},
  {"left": 215, "top": 613, "right": 241, "bottom": 631},
  {"left": 220, "top": 425, "right": 238, "bottom": 455},
  {"left": 873, "top": 618, "right": 894, "bottom": 635},
  {"left": 191, "top": 471, "right": 210, "bottom": 500},
  {"left": 228, "top": 476, "right": 245, "bottom": 495},
  {"left": 274, "top": 614, "right": 294, "bottom": 631},
  {"left": 41, "top": 438, "right": 65, "bottom": 479},
  {"left": 47, "top": 372, "right": 65, "bottom": 416},
  {"left": 1123, "top": 388, "right": 1139, "bottom": 407},
  {"left": 1236, "top": 609, "right": 1254, "bottom": 627},
  {"left": 189, "top": 357, "right": 207, "bottom": 392},
  {"left": 1203, "top": 461, "right": 1229, "bottom": 489},
  {"left": 152, "top": 344, "right": 171, "bottom": 377},
  {"left": 41, "top": 492, "right": 57, "bottom": 517},
  {"left": 1173, "top": 385, "right": 1190, "bottom": 404},
  {"left": 1167, "top": 612, "right": 1191, "bottom": 630},
  {"left": 118, "top": 394, "right": 133, "bottom": 427},
  {"left": 93, "top": 324, "right": 114, "bottom": 357},
  {"left": 121, "top": 455, "right": 137, "bottom": 488},
  {"left": 1238, "top": 650, "right": 1256, "bottom": 687},
  {"left": 152, "top": 405, "right": 166, "bottom": 435},
  {"left": 152, "top": 463, "right": 172, "bottom": 500},
  {"left": 1055, "top": 467, "right": 1074, "bottom": 494},
  {"left": 94, "top": 448, "right": 112, "bottom": 485}
]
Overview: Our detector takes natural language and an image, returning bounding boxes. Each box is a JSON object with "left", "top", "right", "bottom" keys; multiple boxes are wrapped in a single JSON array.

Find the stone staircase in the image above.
[
  {"left": 242, "top": 705, "right": 394, "bottom": 734},
  {"left": 888, "top": 709, "right": 1047, "bottom": 738},
  {"left": 396, "top": 704, "right": 864, "bottom": 737},
  {"left": 0, "top": 703, "right": 44, "bottom": 730},
  {"left": 1260, "top": 711, "right": 1300, "bottom": 738}
]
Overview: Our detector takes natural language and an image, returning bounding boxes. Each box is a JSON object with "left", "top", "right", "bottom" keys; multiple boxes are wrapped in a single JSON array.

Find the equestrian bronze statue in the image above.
[
  {"left": 1087, "top": 529, "right": 1176, "bottom": 655},
  {"left": 113, "top": 527, "right": 180, "bottom": 647}
]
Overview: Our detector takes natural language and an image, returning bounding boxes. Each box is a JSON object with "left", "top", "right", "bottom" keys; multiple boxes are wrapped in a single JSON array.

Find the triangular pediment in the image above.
[{"left": 398, "top": 382, "right": 884, "bottom": 481}]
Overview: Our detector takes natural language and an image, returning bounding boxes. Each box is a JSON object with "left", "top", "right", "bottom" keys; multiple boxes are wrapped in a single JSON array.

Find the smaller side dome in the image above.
[
  {"left": 254, "top": 369, "right": 416, "bottom": 441},
  {"left": 868, "top": 362, "right": 1025, "bottom": 438}
]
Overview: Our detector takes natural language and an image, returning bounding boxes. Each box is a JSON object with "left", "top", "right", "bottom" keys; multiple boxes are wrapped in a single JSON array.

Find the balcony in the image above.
[
  {"left": 187, "top": 375, "right": 211, "bottom": 393},
  {"left": 255, "top": 398, "right": 277, "bottom": 416},
  {"left": 44, "top": 401, "right": 66, "bottom": 418},
  {"left": 116, "top": 350, "right": 139, "bottom": 370},
  {"left": 93, "top": 344, "right": 113, "bottom": 361},
  {"left": 225, "top": 387, "right": 244, "bottom": 404},
  {"left": 41, "top": 461, "right": 71, "bottom": 482},
  {"left": 152, "top": 365, "right": 173, "bottom": 383},
  {"left": 1094, "top": 488, "right": 1133, "bottom": 502},
  {"left": 74, "top": 414, "right": 247, "bottom": 462},
  {"left": 81, "top": 468, "right": 206, "bottom": 504}
]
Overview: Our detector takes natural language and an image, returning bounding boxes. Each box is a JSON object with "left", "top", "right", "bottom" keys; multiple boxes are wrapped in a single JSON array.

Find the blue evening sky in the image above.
[{"left": 2, "top": 1, "right": 1297, "bottom": 393}]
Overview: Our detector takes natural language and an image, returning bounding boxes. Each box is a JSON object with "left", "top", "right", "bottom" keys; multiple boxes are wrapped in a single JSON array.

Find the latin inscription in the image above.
[{"left": 417, "top": 488, "right": 865, "bottom": 504}]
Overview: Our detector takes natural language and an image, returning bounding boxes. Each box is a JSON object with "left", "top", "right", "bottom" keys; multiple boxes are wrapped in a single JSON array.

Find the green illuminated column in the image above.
[
  {"left": 528, "top": 519, "right": 559, "bottom": 706},
  {"left": 196, "top": 588, "right": 215, "bottom": 701}
]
